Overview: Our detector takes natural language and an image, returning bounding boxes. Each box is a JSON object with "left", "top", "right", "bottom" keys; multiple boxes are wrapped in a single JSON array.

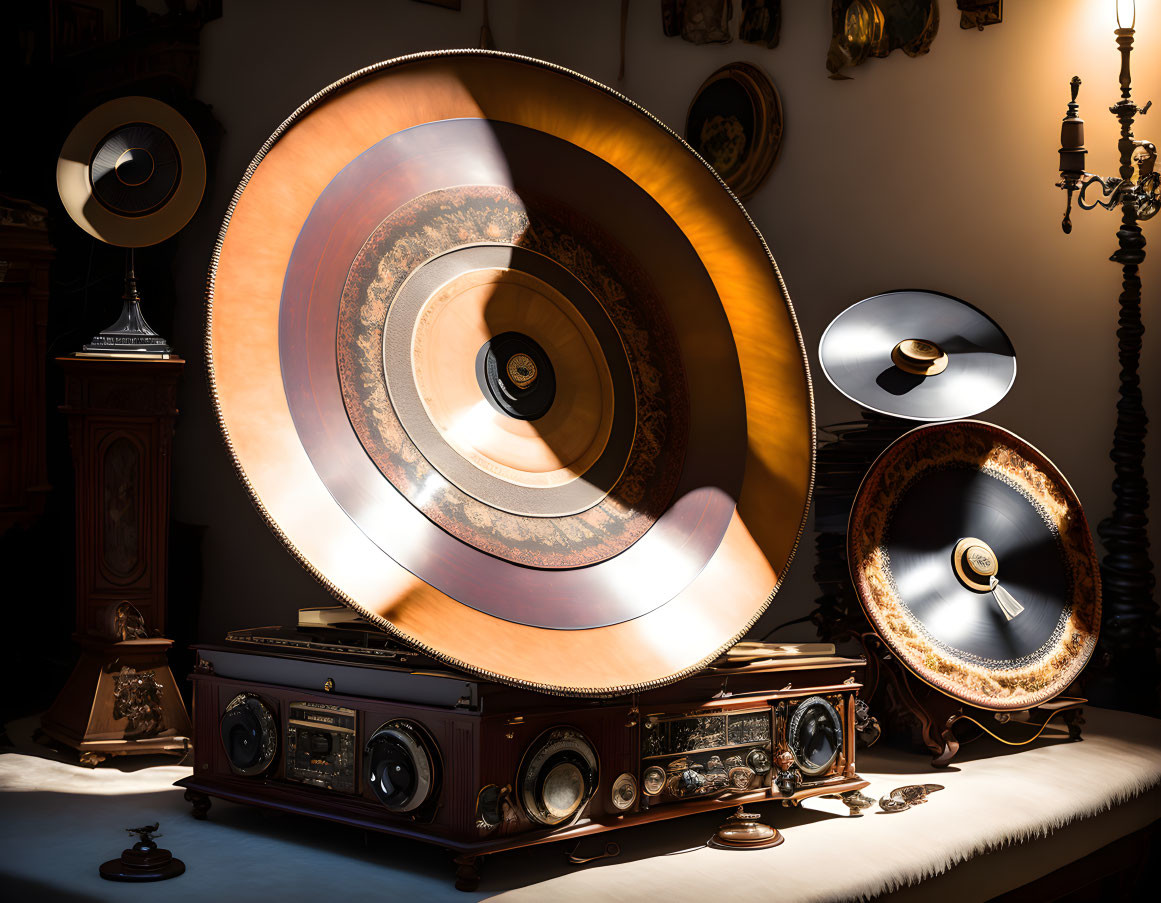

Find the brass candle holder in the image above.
[{"left": 1055, "top": 0, "right": 1159, "bottom": 713}]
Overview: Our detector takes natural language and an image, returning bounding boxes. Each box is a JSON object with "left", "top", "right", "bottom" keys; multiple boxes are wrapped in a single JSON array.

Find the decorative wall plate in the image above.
[
  {"left": 685, "top": 62, "right": 783, "bottom": 199},
  {"left": 848, "top": 420, "right": 1100, "bottom": 711},
  {"left": 205, "top": 51, "right": 814, "bottom": 695}
]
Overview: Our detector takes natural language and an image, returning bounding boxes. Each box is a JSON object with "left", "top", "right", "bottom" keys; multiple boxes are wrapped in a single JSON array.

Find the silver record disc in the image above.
[{"left": 818, "top": 290, "right": 1016, "bottom": 421}]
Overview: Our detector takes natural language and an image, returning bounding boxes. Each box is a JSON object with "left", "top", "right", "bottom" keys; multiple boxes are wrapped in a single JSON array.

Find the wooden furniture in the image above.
[
  {"left": 39, "top": 356, "right": 191, "bottom": 765},
  {"left": 0, "top": 222, "right": 53, "bottom": 532},
  {"left": 56, "top": 356, "right": 183, "bottom": 633},
  {"left": 178, "top": 639, "right": 868, "bottom": 890}
]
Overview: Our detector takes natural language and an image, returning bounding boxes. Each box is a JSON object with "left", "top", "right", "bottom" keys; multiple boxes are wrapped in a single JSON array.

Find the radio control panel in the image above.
[
  {"left": 285, "top": 701, "right": 357, "bottom": 793},
  {"left": 640, "top": 708, "right": 773, "bottom": 803}
]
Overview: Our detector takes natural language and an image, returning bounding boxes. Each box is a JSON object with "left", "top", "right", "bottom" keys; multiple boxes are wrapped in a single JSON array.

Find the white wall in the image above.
[{"left": 175, "top": 0, "right": 1160, "bottom": 645}]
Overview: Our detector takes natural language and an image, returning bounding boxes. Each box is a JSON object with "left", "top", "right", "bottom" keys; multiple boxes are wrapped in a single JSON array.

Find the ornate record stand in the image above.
[
  {"left": 814, "top": 292, "right": 1097, "bottom": 766},
  {"left": 846, "top": 423, "right": 1097, "bottom": 766}
]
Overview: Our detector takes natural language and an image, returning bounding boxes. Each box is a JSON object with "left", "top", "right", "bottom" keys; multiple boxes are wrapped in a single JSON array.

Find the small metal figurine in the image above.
[
  {"left": 878, "top": 783, "right": 945, "bottom": 814},
  {"left": 113, "top": 601, "right": 149, "bottom": 641},
  {"left": 100, "top": 823, "right": 185, "bottom": 881},
  {"left": 774, "top": 750, "right": 801, "bottom": 798},
  {"left": 854, "top": 698, "right": 882, "bottom": 748},
  {"left": 838, "top": 789, "right": 876, "bottom": 815}
]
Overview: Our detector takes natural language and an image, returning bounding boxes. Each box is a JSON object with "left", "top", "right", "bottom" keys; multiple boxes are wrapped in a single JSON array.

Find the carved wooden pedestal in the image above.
[
  {"left": 41, "top": 635, "right": 191, "bottom": 765},
  {"left": 40, "top": 357, "right": 190, "bottom": 763}
]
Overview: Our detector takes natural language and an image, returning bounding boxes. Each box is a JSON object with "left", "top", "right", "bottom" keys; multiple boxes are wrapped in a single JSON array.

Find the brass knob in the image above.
[{"left": 891, "top": 338, "right": 949, "bottom": 376}]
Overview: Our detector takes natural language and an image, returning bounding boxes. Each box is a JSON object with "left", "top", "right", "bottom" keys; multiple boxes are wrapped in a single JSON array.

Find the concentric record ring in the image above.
[
  {"left": 847, "top": 420, "right": 1100, "bottom": 711},
  {"left": 385, "top": 243, "right": 632, "bottom": 517},
  {"left": 308, "top": 129, "right": 701, "bottom": 573},
  {"left": 207, "top": 51, "right": 814, "bottom": 694},
  {"left": 290, "top": 124, "right": 714, "bottom": 599}
]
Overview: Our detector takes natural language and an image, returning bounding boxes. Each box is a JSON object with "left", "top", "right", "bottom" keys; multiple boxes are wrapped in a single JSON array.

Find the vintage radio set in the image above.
[{"left": 180, "top": 622, "right": 868, "bottom": 887}]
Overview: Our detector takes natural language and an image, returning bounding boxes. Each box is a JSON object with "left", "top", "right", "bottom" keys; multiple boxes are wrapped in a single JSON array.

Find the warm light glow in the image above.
[{"left": 1117, "top": 0, "right": 1136, "bottom": 29}]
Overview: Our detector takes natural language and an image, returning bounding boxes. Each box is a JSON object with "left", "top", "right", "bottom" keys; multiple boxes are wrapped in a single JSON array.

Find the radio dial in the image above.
[
  {"left": 642, "top": 765, "right": 667, "bottom": 796},
  {"left": 518, "top": 726, "right": 599, "bottom": 826},
  {"left": 610, "top": 773, "right": 638, "bottom": 811},
  {"left": 366, "top": 720, "right": 439, "bottom": 813}
]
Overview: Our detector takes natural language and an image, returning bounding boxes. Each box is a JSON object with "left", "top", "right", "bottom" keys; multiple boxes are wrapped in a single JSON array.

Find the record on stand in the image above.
[
  {"left": 56, "top": 96, "right": 206, "bottom": 248},
  {"left": 848, "top": 420, "right": 1100, "bottom": 711},
  {"left": 819, "top": 290, "right": 1016, "bottom": 421},
  {"left": 206, "top": 51, "right": 814, "bottom": 695}
]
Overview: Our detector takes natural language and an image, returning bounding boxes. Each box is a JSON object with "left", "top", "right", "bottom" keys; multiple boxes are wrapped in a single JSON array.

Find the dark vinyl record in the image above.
[
  {"left": 848, "top": 421, "right": 1100, "bottom": 710},
  {"left": 206, "top": 51, "right": 814, "bottom": 695},
  {"left": 819, "top": 290, "right": 1016, "bottom": 421}
]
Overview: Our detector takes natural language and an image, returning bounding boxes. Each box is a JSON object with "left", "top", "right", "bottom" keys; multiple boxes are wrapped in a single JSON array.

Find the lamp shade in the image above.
[{"left": 1117, "top": 0, "right": 1135, "bottom": 29}]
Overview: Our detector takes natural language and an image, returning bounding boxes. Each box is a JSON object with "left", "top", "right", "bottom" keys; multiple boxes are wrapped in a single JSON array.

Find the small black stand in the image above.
[{"left": 99, "top": 825, "right": 185, "bottom": 882}]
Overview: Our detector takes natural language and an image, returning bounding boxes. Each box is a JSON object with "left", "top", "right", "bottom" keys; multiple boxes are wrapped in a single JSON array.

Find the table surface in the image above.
[{"left": 1, "top": 706, "right": 1158, "bottom": 902}]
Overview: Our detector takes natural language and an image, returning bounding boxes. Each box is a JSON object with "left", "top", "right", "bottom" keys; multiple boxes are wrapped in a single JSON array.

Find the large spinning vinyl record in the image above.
[
  {"left": 848, "top": 421, "right": 1100, "bottom": 710},
  {"left": 206, "top": 51, "right": 814, "bottom": 694}
]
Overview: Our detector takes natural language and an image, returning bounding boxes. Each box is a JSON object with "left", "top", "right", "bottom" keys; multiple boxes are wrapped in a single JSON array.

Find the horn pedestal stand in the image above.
[
  {"left": 38, "top": 355, "right": 190, "bottom": 765},
  {"left": 78, "top": 249, "right": 172, "bottom": 359}
]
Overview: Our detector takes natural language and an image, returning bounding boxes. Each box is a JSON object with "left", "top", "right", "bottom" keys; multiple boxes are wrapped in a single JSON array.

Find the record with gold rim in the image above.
[
  {"left": 206, "top": 51, "right": 813, "bottom": 695},
  {"left": 848, "top": 420, "right": 1100, "bottom": 711},
  {"left": 56, "top": 96, "right": 206, "bottom": 248}
]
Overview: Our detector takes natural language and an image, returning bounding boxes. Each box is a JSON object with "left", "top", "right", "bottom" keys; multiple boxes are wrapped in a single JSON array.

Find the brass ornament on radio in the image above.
[{"left": 709, "top": 806, "right": 784, "bottom": 850}]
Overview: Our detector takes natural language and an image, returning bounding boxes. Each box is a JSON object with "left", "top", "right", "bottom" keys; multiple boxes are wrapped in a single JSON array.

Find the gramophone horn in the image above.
[
  {"left": 56, "top": 95, "right": 205, "bottom": 248},
  {"left": 205, "top": 51, "right": 815, "bottom": 695}
]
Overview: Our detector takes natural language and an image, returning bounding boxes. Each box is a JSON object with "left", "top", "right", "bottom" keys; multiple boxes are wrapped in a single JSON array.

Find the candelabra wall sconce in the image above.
[{"left": 1056, "top": 0, "right": 1159, "bottom": 714}]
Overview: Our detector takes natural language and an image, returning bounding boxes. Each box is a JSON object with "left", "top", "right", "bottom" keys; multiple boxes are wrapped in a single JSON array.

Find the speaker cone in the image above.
[
  {"left": 365, "top": 720, "right": 438, "bottom": 813},
  {"left": 220, "top": 693, "right": 277, "bottom": 776}
]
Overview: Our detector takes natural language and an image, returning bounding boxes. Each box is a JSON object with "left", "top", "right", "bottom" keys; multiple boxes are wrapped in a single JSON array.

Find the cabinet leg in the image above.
[
  {"left": 184, "top": 789, "right": 212, "bottom": 820},
  {"left": 932, "top": 714, "right": 962, "bottom": 768},
  {"left": 1062, "top": 707, "right": 1085, "bottom": 741},
  {"left": 453, "top": 854, "right": 483, "bottom": 892},
  {"left": 78, "top": 751, "right": 106, "bottom": 767}
]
